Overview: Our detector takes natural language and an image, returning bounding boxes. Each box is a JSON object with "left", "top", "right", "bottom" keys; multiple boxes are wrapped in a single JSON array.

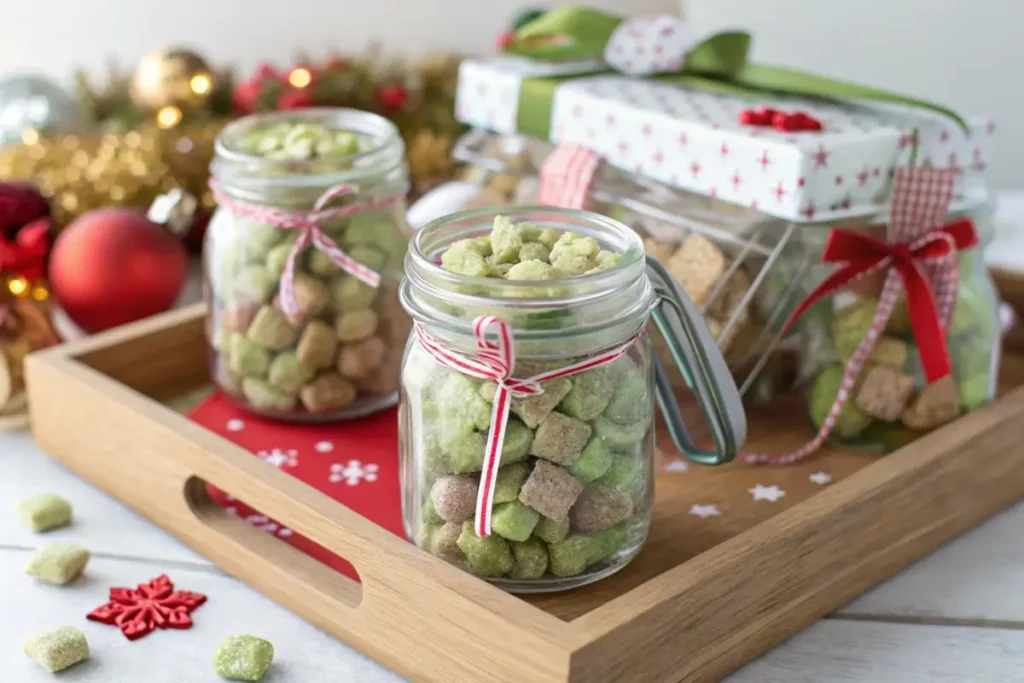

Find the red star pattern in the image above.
[
  {"left": 720, "top": 142, "right": 730, "bottom": 158},
  {"left": 758, "top": 151, "right": 771, "bottom": 170},
  {"left": 835, "top": 175, "right": 843, "bottom": 186},
  {"left": 939, "top": 130, "right": 950, "bottom": 144},
  {"left": 679, "top": 131, "right": 688, "bottom": 146},
  {"left": 618, "top": 140, "right": 629, "bottom": 154},
  {"left": 857, "top": 169, "right": 870, "bottom": 186},
  {"left": 653, "top": 150, "right": 664, "bottom": 165},
  {"left": 731, "top": 171, "right": 743, "bottom": 189},
  {"left": 774, "top": 182, "right": 787, "bottom": 202},
  {"left": 691, "top": 162, "right": 701, "bottom": 178},
  {"left": 87, "top": 575, "right": 207, "bottom": 641},
  {"left": 813, "top": 145, "right": 830, "bottom": 168},
  {"left": 642, "top": 123, "right": 652, "bottom": 136},
  {"left": 798, "top": 177, "right": 806, "bottom": 188},
  {"left": 800, "top": 203, "right": 816, "bottom": 220}
]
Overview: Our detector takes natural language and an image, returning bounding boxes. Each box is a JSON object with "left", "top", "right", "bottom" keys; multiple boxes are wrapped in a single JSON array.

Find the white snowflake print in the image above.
[
  {"left": 809, "top": 472, "right": 833, "bottom": 486},
  {"left": 749, "top": 484, "right": 786, "bottom": 503},
  {"left": 244, "top": 514, "right": 293, "bottom": 538},
  {"left": 689, "top": 504, "right": 720, "bottom": 519},
  {"left": 226, "top": 419, "right": 245, "bottom": 432},
  {"left": 664, "top": 460, "right": 689, "bottom": 473},
  {"left": 314, "top": 440, "right": 334, "bottom": 453},
  {"left": 257, "top": 448, "right": 299, "bottom": 468},
  {"left": 329, "top": 460, "right": 379, "bottom": 486}
]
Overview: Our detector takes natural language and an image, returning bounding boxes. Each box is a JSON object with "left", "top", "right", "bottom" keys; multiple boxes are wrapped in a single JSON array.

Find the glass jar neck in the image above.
[
  {"left": 210, "top": 108, "right": 408, "bottom": 208},
  {"left": 400, "top": 207, "right": 656, "bottom": 357}
]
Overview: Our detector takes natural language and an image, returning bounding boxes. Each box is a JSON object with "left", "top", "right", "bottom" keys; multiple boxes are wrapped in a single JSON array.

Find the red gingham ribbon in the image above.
[
  {"left": 415, "top": 316, "right": 643, "bottom": 536},
  {"left": 210, "top": 181, "right": 399, "bottom": 317},
  {"left": 538, "top": 143, "right": 600, "bottom": 209},
  {"left": 745, "top": 167, "right": 979, "bottom": 466}
]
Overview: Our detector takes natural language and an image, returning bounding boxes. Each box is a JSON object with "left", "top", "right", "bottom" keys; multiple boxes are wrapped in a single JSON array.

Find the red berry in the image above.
[
  {"left": 792, "top": 111, "right": 823, "bottom": 131},
  {"left": 772, "top": 111, "right": 796, "bottom": 130},
  {"left": 232, "top": 80, "right": 264, "bottom": 114},
  {"left": 255, "top": 62, "right": 279, "bottom": 82},
  {"left": 376, "top": 84, "right": 409, "bottom": 111},
  {"left": 496, "top": 30, "right": 515, "bottom": 51},
  {"left": 325, "top": 54, "right": 350, "bottom": 71},
  {"left": 758, "top": 107, "right": 779, "bottom": 120},
  {"left": 276, "top": 88, "right": 314, "bottom": 110}
]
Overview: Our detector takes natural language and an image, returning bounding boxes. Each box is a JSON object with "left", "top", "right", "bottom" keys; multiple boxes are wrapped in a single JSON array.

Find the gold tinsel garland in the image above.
[{"left": 0, "top": 48, "right": 466, "bottom": 230}]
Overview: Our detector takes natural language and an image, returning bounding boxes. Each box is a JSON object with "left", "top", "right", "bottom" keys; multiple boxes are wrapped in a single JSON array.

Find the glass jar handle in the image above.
[{"left": 646, "top": 256, "right": 747, "bottom": 465}]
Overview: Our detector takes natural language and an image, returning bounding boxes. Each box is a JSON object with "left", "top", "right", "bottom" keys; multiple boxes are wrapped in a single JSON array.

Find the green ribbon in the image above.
[{"left": 505, "top": 6, "right": 968, "bottom": 139}]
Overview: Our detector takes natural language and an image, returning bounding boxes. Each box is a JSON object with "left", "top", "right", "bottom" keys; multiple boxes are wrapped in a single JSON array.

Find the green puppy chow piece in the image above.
[
  {"left": 441, "top": 425, "right": 487, "bottom": 474},
  {"left": 546, "top": 535, "right": 591, "bottom": 577},
  {"left": 507, "top": 260, "right": 557, "bottom": 281},
  {"left": 308, "top": 248, "right": 342, "bottom": 277},
  {"left": 341, "top": 210, "right": 395, "bottom": 250},
  {"left": 17, "top": 493, "right": 72, "bottom": 532},
  {"left": 23, "top": 625, "right": 89, "bottom": 673},
  {"left": 265, "top": 240, "right": 295, "bottom": 279},
  {"left": 424, "top": 437, "right": 451, "bottom": 478},
  {"left": 267, "top": 351, "right": 316, "bottom": 394},
  {"left": 519, "top": 241, "right": 550, "bottom": 263},
  {"left": 232, "top": 265, "right": 275, "bottom": 305},
  {"left": 537, "top": 227, "right": 561, "bottom": 249},
  {"left": 510, "top": 537, "right": 549, "bottom": 580},
  {"left": 349, "top": 244, "right": 387, "bottom": 272},
  {"left": 330, "top": 274, "right": 378, "bottom": 311},
  {"left": 494, "top": 462, "right": 531, "bottom": 504},
  {"left": 596, "top": 453, "right": 644, "bottom": 493},
  {"left": 242, "top": 378, "right": 298, "bottom": 412},
  {"left": 809, "top": 366, "right": 873, "bottom": 438},
  {"left": 244, "top": 223, "right": 286, "bottom": 260},
  {"left": 490, "top": 215, "right": 525, "bottom": 265},
  {"left": 518, "top": 222, "right": 542, "bottom": 241},
  {"left": 567, "top": 436, "right": 614, "bottom": 483},
  {"left": 501, "top": 418, "right": 534, "bottom": 464},
  {"left": 592, "top": 415, "right": 649, "bottom": 450},
  {"left": 510, "top": 377, "right": 574, "bottom": 428},
  {"left": 534, "top": 516, "right": 570, "bottom": 544},
  {"left": 457, "top": 521, "right": 515, "bottom": 577},
  {"left": 551, "top": 252, "right": 594, "bottom": 276},
  {"left": 491, "top": 501, "right": 541, "bottom": 542},
  {"left": 549, "top": 231, "right": 599, "bottom": 263},
  {"left": 247, "top": 306, "right": 297, "bottom": 351},
  {"left": 422, "top": 496, "right": 444, "bottom": 526},
  {"left": 530, "top": 412, "right": 592, "bottom": 466},
  {"left": 430, "top": 521, "right": 464, "bottom": 559},
  {"left": 26, "top": 542, "right": 90, "bottom": 585},
  {"left": 603, "top": 372, "right": 650, "bottom": 425},
  {"left": 586, "top": 250, "right": 621, "bottom": 274},
  {"left": 570, "top": 485, "right": 634, "bottom": 533},
  {"left": 559, "top": 367, "right": 615, "bottom": 421},
  {"left": 441, "top": 238, "right": 492, "bottom": 277},
  {"left": 213, "top": 634, "right": 275, "bottom": 681},
  {"left": 228, "top": 333, "right": 271, "bottom": 378},
  {"left": 959, "top": 374, "right": 992, "bottom": 411},
  {"left": 474, "top": 235, "right": 494, "bottom": 256},
  {"left": 436, "top": 372, "right": 492, "bottom": 431}
]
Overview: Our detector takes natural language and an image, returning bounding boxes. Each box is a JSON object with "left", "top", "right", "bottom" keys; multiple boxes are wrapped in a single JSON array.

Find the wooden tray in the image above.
[{"left": 25, "top": 304, "right": 1024, "bottom": 683}]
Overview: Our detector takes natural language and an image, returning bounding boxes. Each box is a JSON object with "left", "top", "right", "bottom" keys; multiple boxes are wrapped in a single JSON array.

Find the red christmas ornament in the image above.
[
  {"left": 87, "top": 574, "right": 207, "bottom": 641},
  {"left": 277, "top": 87, "right": 315, "bottom": 110},
  {"left": 0, "top": 182, "right": 49, "bottom": 239},
  {"left": 376, "top": 84, "right": 409, "bottom": 111},
  {"left": 48, "top": 207, "right": 188, "bottom": 334},
  {"left": 0, "top": 218, "right": 51, "bottom": 281}
]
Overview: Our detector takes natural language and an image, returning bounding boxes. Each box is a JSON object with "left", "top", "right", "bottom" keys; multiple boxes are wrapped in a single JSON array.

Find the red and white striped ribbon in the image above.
[
  {"left": 415, "top": 316, "right": 643, "bottom": 536},
  {"left": 210, "top": 181, "right": 399, "bottom": 317},
  {"left": 744, "top": 167, "right": 961, "bottom": 466},
  {"left": 538, "top": 143, "right": 601, "bottom": 209}
]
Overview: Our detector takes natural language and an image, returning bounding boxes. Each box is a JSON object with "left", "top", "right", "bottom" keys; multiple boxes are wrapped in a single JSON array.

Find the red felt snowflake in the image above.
[{"left": 86, "top": 574, "right": 207, "bottom": 641}]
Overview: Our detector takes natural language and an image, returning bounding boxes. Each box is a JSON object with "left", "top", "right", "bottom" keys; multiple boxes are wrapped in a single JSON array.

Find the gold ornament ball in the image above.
[{"left": 131, "top": 49, "right": 216, "bottom": 115}]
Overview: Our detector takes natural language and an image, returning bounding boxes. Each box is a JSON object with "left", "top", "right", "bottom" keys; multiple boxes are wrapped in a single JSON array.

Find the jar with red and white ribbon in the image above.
[
  {"left": 206, "top": 109, "right": 413, "bottom": 421},
  {"left": 398, "top": 207, "right": 746, "bottom": 591}
]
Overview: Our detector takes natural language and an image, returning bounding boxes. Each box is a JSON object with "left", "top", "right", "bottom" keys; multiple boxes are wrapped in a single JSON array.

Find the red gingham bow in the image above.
[
  {"left": 745, "top": 166, "right": 977, "bottom": 466},
  {"left": 210, "top": 181, "right": 398, "bottom": 317},
  {"left": 415, "top": 315, "right": 643, "bottom": 536}
]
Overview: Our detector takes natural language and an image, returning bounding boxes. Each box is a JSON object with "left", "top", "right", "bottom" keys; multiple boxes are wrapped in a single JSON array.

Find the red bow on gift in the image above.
[
  {"left": 783, "top": 217, "right": 978, "bottom": 382},
  {"left": 0, "top": 219, "right": 51, "bottom": 282}
]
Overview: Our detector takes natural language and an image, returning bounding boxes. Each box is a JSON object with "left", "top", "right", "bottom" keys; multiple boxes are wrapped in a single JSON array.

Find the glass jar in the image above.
[
  {"left": 398, "top": 207, "right": 747, "bottom": 592},
  {"left": 206, "top": 109, "right": 413, "bottom": 421},
  {"left": 796, "top": 199, "right": 1000, "bottom": 452}
]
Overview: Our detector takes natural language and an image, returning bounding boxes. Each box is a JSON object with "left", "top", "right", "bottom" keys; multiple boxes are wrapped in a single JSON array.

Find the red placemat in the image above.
[{"left": 188, "top": 391, "right": 406, "bottom": 581}]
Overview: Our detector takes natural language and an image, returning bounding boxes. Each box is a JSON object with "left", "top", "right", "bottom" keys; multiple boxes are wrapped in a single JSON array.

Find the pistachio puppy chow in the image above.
[
  {"left": 17, "top": 493, "right": 72, "bottom": 532},
  {"left": 23, "top": 625, "right": 89, "bottom": 673}
]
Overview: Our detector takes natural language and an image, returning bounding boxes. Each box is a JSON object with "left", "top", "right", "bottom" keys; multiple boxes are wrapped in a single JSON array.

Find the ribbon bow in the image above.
[
  {"left": 505, "top": 6, "right": 967, "bottom": 132},
  {"left": 210, "top": 182, "right": 398, "bottom": 317},
  {"left": 415, "top": 316, "right": 642, "bottom": 537},
  {"left": 744, "top": 167, "right": 978, "bottom": 465}
]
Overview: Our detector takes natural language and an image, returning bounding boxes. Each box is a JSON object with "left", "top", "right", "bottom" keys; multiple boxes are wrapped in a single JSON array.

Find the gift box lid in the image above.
[{"left": 455, "top": 56, "right": 994, "bottom": 223}]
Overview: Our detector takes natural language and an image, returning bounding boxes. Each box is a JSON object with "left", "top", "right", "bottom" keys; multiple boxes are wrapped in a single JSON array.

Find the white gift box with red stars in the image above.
[{"left": 455, "top": 57, "right": 994, "bottom": 222}]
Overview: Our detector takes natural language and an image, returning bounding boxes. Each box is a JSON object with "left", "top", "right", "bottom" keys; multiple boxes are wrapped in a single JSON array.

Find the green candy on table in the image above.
[
  {"left": 26, "top": 542, "right": 90, "bottom": 585},
  {"left": 809, "top": 366, "right": 873, "bottom": 438},
  {"left": 17, "top": 493, "right": 72, "bottom": 532},
  {"left": 23, "top": 625, "right": 89, "bottom": 673},
  {"left": 213, "top": 634, "right": 275, "bottom": 681}
]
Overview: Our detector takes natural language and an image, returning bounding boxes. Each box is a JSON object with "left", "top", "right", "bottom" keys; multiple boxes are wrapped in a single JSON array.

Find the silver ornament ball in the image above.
[{"left": 0, "top": 74, "right": 84, "bottom": 148}]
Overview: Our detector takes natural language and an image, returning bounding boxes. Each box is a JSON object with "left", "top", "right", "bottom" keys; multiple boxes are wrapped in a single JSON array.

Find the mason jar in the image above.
[
  {"left": 398, "top": 206, "right": 747, "bottom": 592},
  {"left": 794, "top": 198, "right": 1001, "bottom": 452},
  {"left": 206, "top": 109, "right": 413, "bottom": 421}
]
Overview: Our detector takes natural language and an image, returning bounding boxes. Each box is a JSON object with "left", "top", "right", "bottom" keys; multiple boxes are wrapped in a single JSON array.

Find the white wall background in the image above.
[
  {"left": 2, "top": 0, "right": 1019, "bottom": 187},
  {"left": 689, "top": 0, "right": 1023, "bottom": 189}
]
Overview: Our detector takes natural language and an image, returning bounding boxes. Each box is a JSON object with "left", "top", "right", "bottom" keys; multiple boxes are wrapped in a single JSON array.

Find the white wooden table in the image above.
[{"left": 3, "top": 195, "right": 1024, "bottom": 681}]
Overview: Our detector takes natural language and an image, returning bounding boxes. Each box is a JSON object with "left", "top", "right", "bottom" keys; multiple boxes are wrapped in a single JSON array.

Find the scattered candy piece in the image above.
[
  {"left": 213, "top": 634, "right": 275, "bottom": 681},
  {"left": 87, "top": 574, "right": 207, "bottom": 641},
  {"left": 26, "top": 542, "right": 89, "bottom": 585},
  {"left": 22, "top": 625, "right": 89, "bottom": 673},
  {"left": 17, "top": 493, "right": 72, "bottom": 532}
]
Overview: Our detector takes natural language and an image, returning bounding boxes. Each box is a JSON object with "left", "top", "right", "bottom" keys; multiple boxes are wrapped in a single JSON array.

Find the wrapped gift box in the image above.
[{"left": 456, "top": 56, "right": 994, "bottom": 222}]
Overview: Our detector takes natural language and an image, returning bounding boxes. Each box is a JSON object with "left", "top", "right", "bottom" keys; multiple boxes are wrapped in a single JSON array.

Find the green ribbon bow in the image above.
[{"left": 504, "top": 6, "right": 967, "bottom": 139}]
